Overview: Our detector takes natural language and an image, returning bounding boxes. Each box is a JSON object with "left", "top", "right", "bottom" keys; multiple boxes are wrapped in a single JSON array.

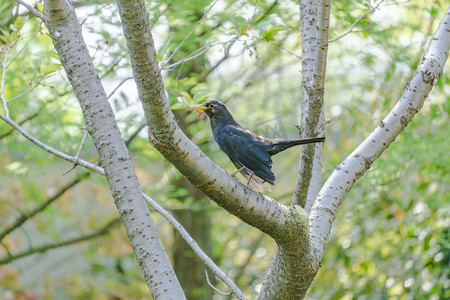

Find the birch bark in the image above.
[
  {"left": 293, "top": 0, "right": 330, "bottom": 211},
  {"left": 43, "top": 1, "right": 184, "bottom": 298}
]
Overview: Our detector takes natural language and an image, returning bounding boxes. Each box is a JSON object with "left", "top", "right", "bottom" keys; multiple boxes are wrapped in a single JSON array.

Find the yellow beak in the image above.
[{"left": 193, "top": 104, "right": 208, "bottom": 111}]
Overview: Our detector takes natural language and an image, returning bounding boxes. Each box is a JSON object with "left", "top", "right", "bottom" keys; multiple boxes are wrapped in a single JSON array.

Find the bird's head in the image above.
[{"left": 193, "top": 100, "right": 229, "bottom": 119}]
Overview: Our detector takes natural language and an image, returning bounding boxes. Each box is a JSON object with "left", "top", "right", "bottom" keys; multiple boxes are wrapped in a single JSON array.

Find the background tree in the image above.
[{"left": 0, "top": 0, "right": 448, "bottom": 299}]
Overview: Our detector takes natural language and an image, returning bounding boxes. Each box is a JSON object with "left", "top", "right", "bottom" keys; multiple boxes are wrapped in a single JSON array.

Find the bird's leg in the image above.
[
  {"left": 230, "top": 166, "right": 245, "bottom": 177},
  {"left": 246, "top": 172, "right": 254, "bottom": 185}
]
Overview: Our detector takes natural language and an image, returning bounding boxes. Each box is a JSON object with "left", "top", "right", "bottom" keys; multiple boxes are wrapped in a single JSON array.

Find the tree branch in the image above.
[
  {"left": 107, "top": 76, "right": 133, "bottom": 99},
  {"left": 62, "top": 129, "right": 89, "bottom": 175},
  {"left": 303, "top": 0, "right": 330, "bottom": 212},
  {"left": 292, "top": 0, "right": 330, "bottom": 210},
  {"left": 43, "top": 0, "right": 184, "bottom": 297},
  {"left": 6, "top": 25, "right": 42, "bottom": 69},
  {"left": 309, "top": 5, "right": 450, "bottom": 261},
  {"left": 329, "top": 0, "right": 385, "bottom": 43},
  {"left": 162, "top": 38, "right": 239, "bottom": 71},
  {"left": 0, "top": 110, "right": 39, "bottom": 139},
  {"left": 0, "top": 113, "right": 104, "bottom": 173},
  {"left": 14, "top": 0, "right": 45, "bottom": 20},
  {"left": 1, "top": 45, "right": 13, "bottom": 118}
]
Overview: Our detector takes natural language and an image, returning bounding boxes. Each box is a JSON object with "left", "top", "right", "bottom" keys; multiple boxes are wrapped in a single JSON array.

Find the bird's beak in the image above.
[{"left": 193, "top": 104, "right": 208, "bottom": 111}]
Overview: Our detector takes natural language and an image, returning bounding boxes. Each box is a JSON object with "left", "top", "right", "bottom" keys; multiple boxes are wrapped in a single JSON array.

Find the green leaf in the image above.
[
  {"left": 179, "top": 91, "right": 192, "bottom": 104},
  {"left": 193, "top": 91, "right": 210, "bottom": 104},
  {"left": 261, "top": 32, "right": 275, "bottom": 41}
]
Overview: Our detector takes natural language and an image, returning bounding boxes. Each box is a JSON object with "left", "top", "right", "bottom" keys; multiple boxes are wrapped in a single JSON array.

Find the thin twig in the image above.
[
  {"left": 282, "top": 47, "right": 302, "bottom": 59},
  {"left": 0, "top": 111, "right": 38, "bottom": 139},
  {"left": 80, "top": 18, "right": 88, "bottom": 27},
  {"left": 63, "top": 128, "right": 90, "bottom": 175},
  {"left": 6, "top": 84, "right": 38, "bottom": 103},
  {"left": 107, "top": 76, "right": 133, "bottom": 99},
  {"left": 1, "top": 46, "right": 13, "bottom": 118},
  {"left": 6, "top": 26, "right": 41, "bottom": 69},
  {"left": 329, "top": 0, "right": 385, "bottom": 43},
  {"left": 163, "top": 49, "right": 209, "bottom": 71},
  {"left": 0, "top": 242, "right": 12, "bottom": 257},
  {"left": 14, "top": 0, "right": 45, "bottom": 20},
  {"left": 205, "top": 270, "right": 232, "bottom": 296},
  {"left": 162, "top": 38, "right": 239, "bottom": 71},
  {"left": 0, "top": 92, "right": 64, "bottom": 139},
  {"left": 161, "top": 0, "right": 220, "bottom": 68},
  {"left": 0, "top": 114, "right": 103, "bottom": 173},
  {"left": 254, "top": 0, "right": 279, "bottom": 23}
]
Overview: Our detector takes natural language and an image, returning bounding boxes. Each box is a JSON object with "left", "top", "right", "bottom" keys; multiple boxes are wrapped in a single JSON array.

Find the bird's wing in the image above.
[{"left": 216, "top": 125, "right": 276, "bottom": 184}]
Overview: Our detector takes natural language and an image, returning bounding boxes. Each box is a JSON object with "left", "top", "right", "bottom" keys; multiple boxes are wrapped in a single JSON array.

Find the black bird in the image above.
[{"left": 194, "top": 100, "right": 325, "bottom": 187}]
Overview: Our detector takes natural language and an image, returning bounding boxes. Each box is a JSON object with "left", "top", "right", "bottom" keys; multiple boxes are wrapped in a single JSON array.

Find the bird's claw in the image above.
[
  {"left": 230, "top": 166, "right": 245, "bottom": 177},
  {"left": 246, "top": 172, "right": 254, "bottom": 185}
]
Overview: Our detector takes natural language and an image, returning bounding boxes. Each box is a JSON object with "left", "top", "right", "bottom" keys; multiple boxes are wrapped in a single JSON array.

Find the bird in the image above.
[{"left": 193, "top": 100, "right": 325, "bottom": 189}]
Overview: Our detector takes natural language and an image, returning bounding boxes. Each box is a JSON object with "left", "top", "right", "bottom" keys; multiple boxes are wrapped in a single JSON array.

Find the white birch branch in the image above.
[
  {"left": 43, "top": 0, "right": 184, "bottom": 297},
  {"left": 292, "top": 0, "right": 330, "bottom": 209},
  {"left": 1, "top": 45, "right": 13, "bottom": 118},
  {"left": 0, "top": 114, "right": 104, "bottom": 173},
  {"left": 303, "top": 0, "right": 330, "bottom": 212},
  {"left": 14, "top": 0, "right": 45, "bottom": 20},
  {"left": 309, "top": 5, "right": 450, "bottom": 260}
]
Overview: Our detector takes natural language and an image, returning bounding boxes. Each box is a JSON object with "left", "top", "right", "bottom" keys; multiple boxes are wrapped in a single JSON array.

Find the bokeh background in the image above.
[{"left": 0, "top": 0, "right": 448, "bottom": 299}]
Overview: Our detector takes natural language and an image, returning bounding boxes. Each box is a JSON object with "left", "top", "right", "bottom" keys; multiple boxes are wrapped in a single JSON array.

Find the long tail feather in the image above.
[{"left": 268, "top": 137, "right": 325, "bottom": 155}]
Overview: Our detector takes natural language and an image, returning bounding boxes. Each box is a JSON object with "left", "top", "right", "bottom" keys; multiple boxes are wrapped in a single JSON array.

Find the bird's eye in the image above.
[{"left": 208, "top": 103, "right": 215, "bottom": 108}]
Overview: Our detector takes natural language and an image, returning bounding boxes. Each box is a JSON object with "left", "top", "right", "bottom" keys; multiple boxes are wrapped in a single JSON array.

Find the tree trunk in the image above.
[{"left": 44, "top": 0, "right": 185, "bottom": 298}]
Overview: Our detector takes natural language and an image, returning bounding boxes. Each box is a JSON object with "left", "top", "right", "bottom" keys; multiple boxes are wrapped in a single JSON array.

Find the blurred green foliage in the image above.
[{"left": 0, "top": 0, "right": 448, "bottom": 299}]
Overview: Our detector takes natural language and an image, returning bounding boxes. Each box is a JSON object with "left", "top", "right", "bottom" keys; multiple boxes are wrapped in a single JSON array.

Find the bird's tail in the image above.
[{"left": 268, "top": 137, "right": 325, "bottom": 155}]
